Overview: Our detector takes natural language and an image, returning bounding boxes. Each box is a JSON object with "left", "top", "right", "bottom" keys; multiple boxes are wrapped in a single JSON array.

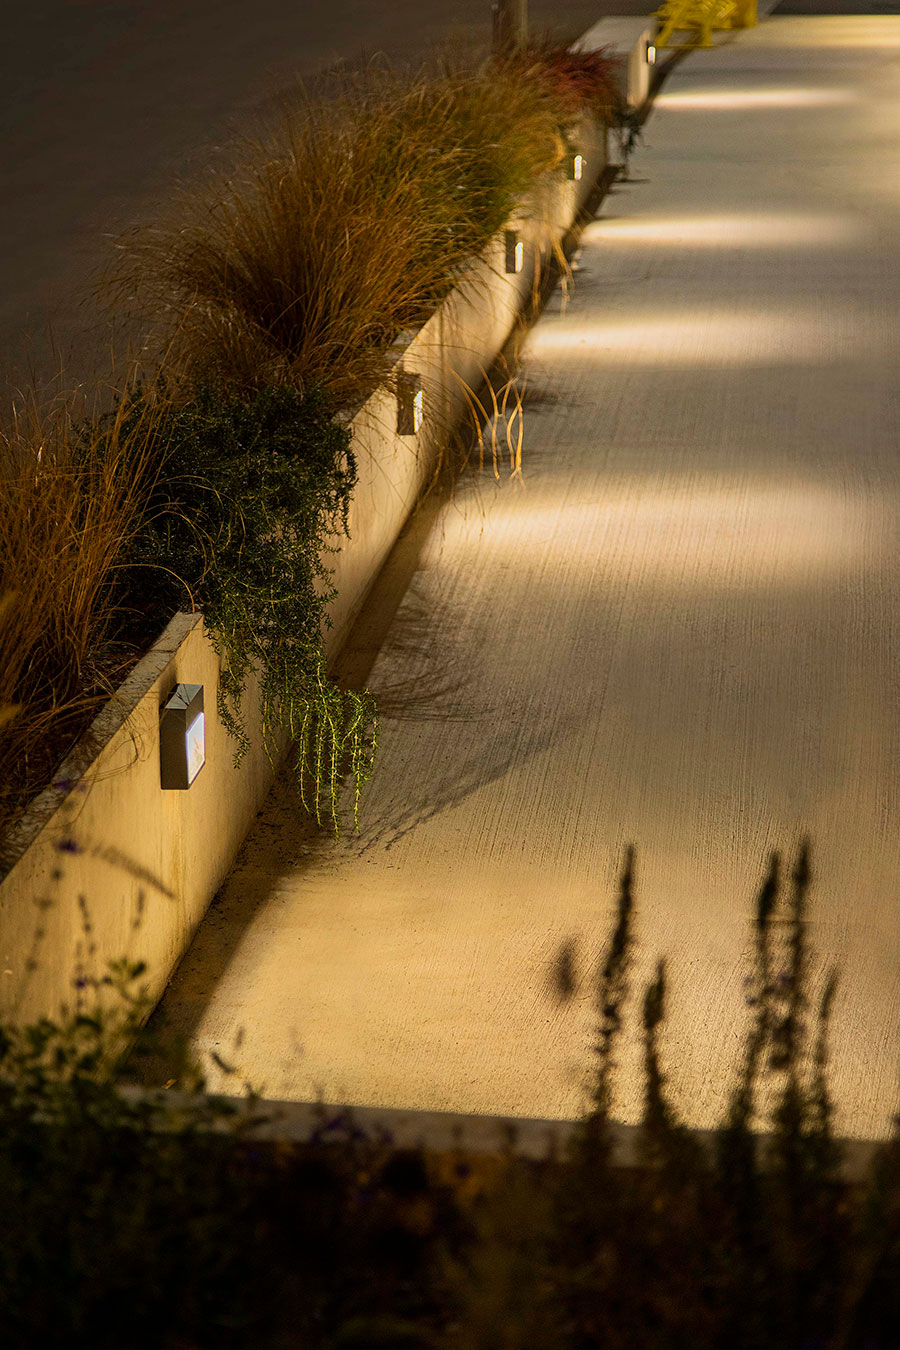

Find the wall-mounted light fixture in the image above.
[
  {"left": 568, "top": 153, "right": 585, "bottom": 182},
  {"left": 396, "top": 372, "right": 424, "bottom": 436},
  {"left": 646, "top": 41, "right": 657, "bottom": 65},
  {"left": 504, "top": 229, "right": 525, "bottom": 274},
  {"left": 160, "top": 683, "right": 206, "bottom": 790}
]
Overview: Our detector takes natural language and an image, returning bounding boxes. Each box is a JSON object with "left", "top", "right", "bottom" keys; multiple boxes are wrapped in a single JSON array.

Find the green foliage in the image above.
[{"left": 121, "top": 382, "right": 376, "bottom": 831}]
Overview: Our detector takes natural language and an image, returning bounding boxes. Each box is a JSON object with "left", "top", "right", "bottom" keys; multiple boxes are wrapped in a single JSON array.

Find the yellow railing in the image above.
[{"left": 654, "top": 0, "right": 756, "bottom": 49}]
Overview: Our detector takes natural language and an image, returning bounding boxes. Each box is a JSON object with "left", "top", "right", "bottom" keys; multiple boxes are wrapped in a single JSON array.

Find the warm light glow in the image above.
[
  {"left": 735, "top": 16, "right": 900, "bottom": 49},
  {"left": 646, "top": 43, "right": 656, "bottom": 65},
  {"left": 505, "top": 229, "right": 525, "bottom": 274},
  {"left": 656, "top": 87, "right": 858, "bottom": 111},
  {"left": 529, "top": 307, "right": 885, "bottom": 368},
  {"left": 438, "top": 480, "right": 888, "bottom": 589},
  {"left": 186, "top": 712, "right": 206, "bottom": 785},
  {"left": 583, "top": 212, "right": 866, "bottom": 249}
]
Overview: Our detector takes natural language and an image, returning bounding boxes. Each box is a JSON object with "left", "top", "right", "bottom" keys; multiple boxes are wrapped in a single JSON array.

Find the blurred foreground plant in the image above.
[
  {"left": 3, "top": 850, "right": 900, "bottom": 1346},
  {"left": 0, "top": 956, "right": 464, "bottom": 1349},
  {"left": 450, "top": 846, "right": 900, "bottom": 1350}
]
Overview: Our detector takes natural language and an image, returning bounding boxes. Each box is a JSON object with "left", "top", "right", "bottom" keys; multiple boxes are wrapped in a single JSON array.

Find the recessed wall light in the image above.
[
  {"left": 505, "top": 229, "right": 525, "bottom": 273},
  {"left": 160, "top": 683, "right": 205, "bottom": 790},
  {"left": 397, "top": 373, "right": 424, "bottom": 435}
]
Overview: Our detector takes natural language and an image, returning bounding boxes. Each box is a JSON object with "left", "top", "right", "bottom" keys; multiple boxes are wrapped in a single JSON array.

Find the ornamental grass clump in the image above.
[
  {"left": 107, "top": 57, "right": 593, "bottom": 405},
  {"left": 0, "top": 390, "right": 167, "bottom": 851},
  {"left": 497, "top": 36, "right": 621, "bottom": 126},
  {"left": 111, "top": 101, "right": 443, "bottom": 404}
]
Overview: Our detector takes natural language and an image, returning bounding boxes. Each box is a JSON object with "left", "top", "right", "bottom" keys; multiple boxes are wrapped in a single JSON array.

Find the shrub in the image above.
[
  {"left": 118, "top": 380, "right": 375, "bottom": 830},
  {"left": 106, "top": 54, "right": 609, "bottom": 406},
  {"left": 0, "top": 959, "right": 466, "bottom": 1349}
]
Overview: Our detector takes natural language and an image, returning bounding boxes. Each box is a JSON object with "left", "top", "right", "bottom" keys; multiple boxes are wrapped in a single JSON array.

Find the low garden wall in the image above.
[
  {"left": 0, "top": 116, "right": 608, "bottom": 1027},
  {"left": 575, "top": 17, "right": 657, "bottom": 111}
]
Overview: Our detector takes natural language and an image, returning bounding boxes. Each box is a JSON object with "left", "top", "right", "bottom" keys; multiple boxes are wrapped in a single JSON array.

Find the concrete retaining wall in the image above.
[
  {"left": 0, "top": 118, "right": 607, "bottom": 1028},
  {"left": 576, "top": 16, "right": 657, "bottom": 110}
]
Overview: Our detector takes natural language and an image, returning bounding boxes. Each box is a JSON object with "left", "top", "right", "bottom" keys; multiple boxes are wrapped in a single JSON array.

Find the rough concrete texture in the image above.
[{"left": 152, "top": 18, "right": 900, "bottom": 1141}]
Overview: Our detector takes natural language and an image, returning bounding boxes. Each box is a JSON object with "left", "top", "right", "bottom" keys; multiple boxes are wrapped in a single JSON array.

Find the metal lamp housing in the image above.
[{"left": 160, "top": 683, "right": 206, "bottom": 790}]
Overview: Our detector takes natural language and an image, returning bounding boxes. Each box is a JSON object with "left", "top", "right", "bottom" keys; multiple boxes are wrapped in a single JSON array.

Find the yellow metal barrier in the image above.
[{"left": 654, "top": 0, "right": 756, "bottom": 48}]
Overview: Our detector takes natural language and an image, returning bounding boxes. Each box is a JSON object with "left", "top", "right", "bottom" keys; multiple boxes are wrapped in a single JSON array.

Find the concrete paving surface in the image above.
[{"left": 151, "top": 17, "right": 900, "bottom": 1141}]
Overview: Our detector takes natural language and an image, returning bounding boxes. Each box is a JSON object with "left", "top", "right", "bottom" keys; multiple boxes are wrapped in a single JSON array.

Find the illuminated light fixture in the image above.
[
  {"left": 504, "top": 229, "right": 524, "bottom": 274},
  {"left": 568, "top": 153, "right": 585, "bottom": 182},
  {"left": 646, "top": 42, "right": 657, "bottom": 65},
  {"left": 396, "top": 372, "right": 424, "bottom": 435},
  {"left": 160, "top": 683, "right": 205, "bottom": 790}
]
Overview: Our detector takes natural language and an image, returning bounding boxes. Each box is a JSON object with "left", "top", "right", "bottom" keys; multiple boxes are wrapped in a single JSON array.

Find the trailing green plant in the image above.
[{"left": 118, "top": 381, "right": 376, "bottom": 831}]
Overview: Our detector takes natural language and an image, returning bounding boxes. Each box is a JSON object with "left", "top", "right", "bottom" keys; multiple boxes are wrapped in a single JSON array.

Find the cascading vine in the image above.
[{"left": 118, "top": 381, "right": 376, "bottom": 832}]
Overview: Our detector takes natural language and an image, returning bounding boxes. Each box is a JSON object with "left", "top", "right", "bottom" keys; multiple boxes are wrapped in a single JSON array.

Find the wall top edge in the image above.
[
  {"left": 573, "top": 18, "right": 656, "bottom": 52},
  {"left": 120, "top": 1087, "right": 889, "bottom": 1183},
  {"left": 0, "top": 611, "right": 201, "bottom": 881}
]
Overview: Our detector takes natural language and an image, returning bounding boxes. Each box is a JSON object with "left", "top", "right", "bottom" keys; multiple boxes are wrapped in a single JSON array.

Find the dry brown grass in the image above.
[
  {"left": 0, "top": 387, "right": 168, "bottom": 845},
  {"left": 105, "top": 62, "right": 573, "bottom": 407}
]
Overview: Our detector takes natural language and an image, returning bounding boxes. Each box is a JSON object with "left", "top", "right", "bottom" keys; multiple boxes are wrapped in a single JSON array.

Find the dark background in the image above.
[
  {"left": 0, "top": 1, "right": 651, "bottom": 397},
  {"left": 1, "top": 1, "right": 894, "bottom": 396}
]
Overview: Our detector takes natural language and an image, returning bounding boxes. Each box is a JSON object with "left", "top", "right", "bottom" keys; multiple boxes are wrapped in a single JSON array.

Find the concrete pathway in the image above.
[{"left": 153, "top": 17, "right": 900, "bottom": 1142}]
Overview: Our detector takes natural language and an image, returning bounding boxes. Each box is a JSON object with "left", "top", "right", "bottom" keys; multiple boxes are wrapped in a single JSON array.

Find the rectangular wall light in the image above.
[
  {"left": 160, "top": 683, "right": 206, "bottom": 790},
  {"left": 647, "top": 42, "right": 657, "bottom": 65},
  {"left": 569, "top": 153, "right": 585, "bottom": 182},
  {"left": 396, "top": 372, "right": 424, "bottom": 436},
  {"left": 505, "top": 229, "right": 525, "bottom": 274}
]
